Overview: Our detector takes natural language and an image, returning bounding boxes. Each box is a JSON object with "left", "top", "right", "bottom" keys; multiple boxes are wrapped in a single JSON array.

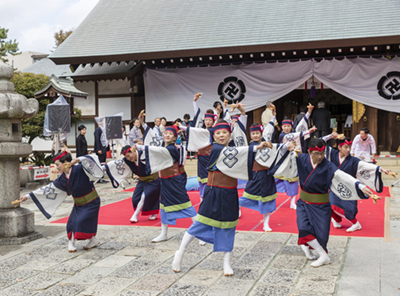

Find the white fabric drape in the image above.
[
  {"left": 144, "top": 61, "right": 312, "bottom": 120},
  {"left": 144, "top": 57, "right": 400, "bottom": 120},
  {"left": 313, "top": 57, "right": 400, "bottom": 112}
]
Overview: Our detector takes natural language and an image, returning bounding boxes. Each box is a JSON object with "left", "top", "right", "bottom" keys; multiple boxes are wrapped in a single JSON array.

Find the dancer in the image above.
[
  {"left": 230, "top": 104, "right": 248, "bottom": 147},
  {"left": 276, "top": 106, "right": 317, "bottom": 210},
  {"left": 326, "top": 137, "right": 390, "bottom": 232},
  {"left": 104, "top": 145, "right": 161, "bottom": 223},
  {"left": 19, "top": 151, "right": 104, "bottom": 252},
  {"left": 188, "top": 93, "right": 217, "bottom": 199},
  {"left": 285, "top": 138, "right": 377, "bottom": 267},
  {"left": 238, "top": 107, "right": 285, "bottom": 232},
  {"left": 136, "top": 126, "right": 197, "bottom": 243},
  {"left": 172, "top": 120, "right": 274, "bottom": 276}
]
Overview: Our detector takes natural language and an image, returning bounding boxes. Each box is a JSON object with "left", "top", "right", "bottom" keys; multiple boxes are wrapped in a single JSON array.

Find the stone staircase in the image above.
[{"left": 375, "top": 157, "right": 400, "bottom": 182}]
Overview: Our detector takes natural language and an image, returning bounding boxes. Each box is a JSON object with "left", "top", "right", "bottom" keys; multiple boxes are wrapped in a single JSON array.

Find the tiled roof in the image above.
[
  {"left": 34, "top": 75, "right": 88, "bottom": 98},
  {"left": 22, "top": 58, "right": 72, "bottom": 76},
  {"left": 49, "top": 0, "right": 400, "bottom": 62}
]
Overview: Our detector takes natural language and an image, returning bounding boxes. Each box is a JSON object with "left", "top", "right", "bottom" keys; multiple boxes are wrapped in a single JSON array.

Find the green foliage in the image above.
[
  {"left": 11, "top": 71, "right": 49, "bottom": 144},
  {"left": 54, "top": 29, "right": 73, "bottom": 48},
  {"left": 29, "top": 152, "right": 53, "bottom": 166},
  {"left": 0, "top": 27, "right": 20, "bottom": 63},
  {"left": 71, "top": 107, "right": 82, "bottom": 125}
]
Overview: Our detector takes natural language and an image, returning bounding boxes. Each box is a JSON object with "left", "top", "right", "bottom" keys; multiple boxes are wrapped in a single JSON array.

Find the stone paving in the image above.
[
  {"left": 0, "top": 164, "right": 399, "bottom": 295},
  {"left": 0, "top": 223, "right": 351, "bottom": 296}
]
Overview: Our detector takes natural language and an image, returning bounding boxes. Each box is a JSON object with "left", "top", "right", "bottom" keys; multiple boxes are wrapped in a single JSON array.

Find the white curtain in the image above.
[
  {"left": 313, "top": 57, "right": 400, "bottom": 112},
  {"left": 144, "top": 61, "right": 312, "bottom": 120},
  {"left": 144, "top": 57, "right": 400, "bottom": 120}
]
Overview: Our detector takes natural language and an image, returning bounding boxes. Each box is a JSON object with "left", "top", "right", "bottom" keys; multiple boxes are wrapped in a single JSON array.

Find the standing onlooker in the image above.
[
  {"left": 129, "top": 117, "right": 143, "bottom": 146},
  {"left": 76, "top": 125, "right": 88, "bottom": 157},
  {"left": 116, "top": 126, "right": 128, "bottom": 158},
  {"left": 181, "top": 114, "right": 191, "bottom": 141},
  {"left": 293, "top": 105, "right": 309, "bottom": 130},
  {"left": 94, "top": 118, "right": 108, "bottom": 163},
  {"left": 312, "top": 101, "right": 330, "bottom": 138},
  {"left": 172, "top": 118, "right": 183, "bottom": 145},
  {"left": 261, "top": 101, "right": 279, "bottom": 141},
  {"left": 153, "top": 117, "right": 163, "bottom": 141},
  {"left": 213, "top": 101, "right": 223, "bottom": 119},
  {"left": 261, "top": 101, "right": 278, "bottom": 127},
  {"left": 160, "top": 117, "right": 167, "bottom": 134},
  {"left": 351, "top": 127, "right": 377, "bottom": 163}
]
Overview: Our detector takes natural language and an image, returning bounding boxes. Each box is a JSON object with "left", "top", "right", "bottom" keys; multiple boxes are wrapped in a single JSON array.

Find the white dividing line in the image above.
[{"left": 249, "top": 196, "right": 292, "bottom": 231}]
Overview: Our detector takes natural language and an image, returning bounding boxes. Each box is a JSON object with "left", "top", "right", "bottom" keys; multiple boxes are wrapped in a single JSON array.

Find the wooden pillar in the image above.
[
  {"left": 130, "top": 74, "right": 145, "bottom": 126},
  {"left": 351, "top": 105, "right": 378, "bottom": 151}
]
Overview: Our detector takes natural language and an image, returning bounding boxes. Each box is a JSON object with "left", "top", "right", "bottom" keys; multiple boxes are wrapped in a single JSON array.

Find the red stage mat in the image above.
[{"left": 52, "top": 187, "right": 390, "bottom": 238}]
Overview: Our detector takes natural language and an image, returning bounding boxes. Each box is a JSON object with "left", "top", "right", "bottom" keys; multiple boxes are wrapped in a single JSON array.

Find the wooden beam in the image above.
[
  {"left": 95, "top": 81, "right": 99, "bottom": 117},
  {"left": 97, "top": 94, "right": 131, "bottom": 98},
  {"left": 50, "top": 35, "right": 400, "bottom": 65}
]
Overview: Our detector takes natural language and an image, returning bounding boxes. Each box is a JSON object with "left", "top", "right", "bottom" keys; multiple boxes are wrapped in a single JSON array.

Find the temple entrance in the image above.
[{"left": 250, "top": 87, "right": 394, "bottom": 152}]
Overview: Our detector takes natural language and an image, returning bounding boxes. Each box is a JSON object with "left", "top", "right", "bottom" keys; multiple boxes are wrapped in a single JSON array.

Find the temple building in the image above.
[{"left": 49, "top": 0, "right": 400, "bottom": 152}]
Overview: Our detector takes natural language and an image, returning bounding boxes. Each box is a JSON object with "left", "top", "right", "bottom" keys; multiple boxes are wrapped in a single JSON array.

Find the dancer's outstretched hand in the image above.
[
  {"left": 193, "top": 93, "right": 202, "bottom": 102},
  {"left": 70, "top": 158, "right": 80, "bottom": 166},
  {"left": 361, "top": 186, "right": 373, "bottom": 197},
  {"left": 286, "top": 142, "right": 295, "bottom": 151}
]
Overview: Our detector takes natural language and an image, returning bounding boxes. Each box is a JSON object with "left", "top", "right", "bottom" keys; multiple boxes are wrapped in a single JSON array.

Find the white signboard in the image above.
[{"left": 34, "top": 167, "right": 50, "bottom": 180}]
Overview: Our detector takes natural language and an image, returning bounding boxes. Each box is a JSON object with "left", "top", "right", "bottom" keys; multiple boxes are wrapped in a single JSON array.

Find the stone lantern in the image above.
[{"left": 0, "top": 60, "right": 41, "bottom": 244}]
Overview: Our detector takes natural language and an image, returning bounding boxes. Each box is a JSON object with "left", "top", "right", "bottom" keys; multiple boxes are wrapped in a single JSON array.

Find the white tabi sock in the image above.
[
  {"left": 263, "top": 213, "right": 272, "bottom": 232},
  {"left": 307, "top": 239, "right": 330, "bottom": 267},
  {"left": 130, "top": 192, "right": 145, "bottom": 223},
  {"left": 331, "top": 217, "right": 342, "bottom": 229},
  {"left": 290, "top": 196, "right": 297, "bottom": 210},
  {"left": 84, "top": 236, "right": 100, "bottom": 250},
  {"left": 149, "top": 214, "right": 157, "bottom": 221},
  {"left": 68, "top": 233, "right": 76, "bottom": 252},
  {"left": 172, "top": 231, "right": 195, "bottom": 272},
  {"left": 152, "top": 223, "right": 168, "bottom": 243},
  {"left": 190, "top": 216, "right": 206, "bottom": 246},
  {"left": 346, "top": 221, "right": 362, "bottom": 233},
  {"left": 301, "top": 244, "right": 317, "bottom": 260},
  {"left": 224, "top": 252, "right": 233, "bottom": 276}
]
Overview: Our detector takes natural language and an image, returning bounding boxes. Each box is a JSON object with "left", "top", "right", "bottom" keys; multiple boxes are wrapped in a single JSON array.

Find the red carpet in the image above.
[{"left": 52, "top": 187, "right": 390, "bottom": 238}]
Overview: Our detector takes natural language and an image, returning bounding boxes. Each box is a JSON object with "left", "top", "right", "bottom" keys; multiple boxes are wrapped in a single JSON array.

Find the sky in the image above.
[{"left": 0, "top": 0, "right": 99, "bottom": 54}]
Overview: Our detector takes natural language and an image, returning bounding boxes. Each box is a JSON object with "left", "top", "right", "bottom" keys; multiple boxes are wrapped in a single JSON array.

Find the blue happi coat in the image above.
[{"left": 52, "top": 164, "right": 100, "bottom": 240}]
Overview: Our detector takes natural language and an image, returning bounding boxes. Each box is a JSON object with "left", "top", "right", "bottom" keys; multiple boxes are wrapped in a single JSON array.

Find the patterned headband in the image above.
[
  {"left": 338, "top": 140, "right": 352, "bottom": 147},
  {"left": 309, "top": 145, "right": 326, "bottom": 152},
  {"left": 53, "top": 151, "right": 68, "bottom": 161},
  {"left": 250, "top": 125, "right": 263, "bottom": 133},
  {"left": 165, "top": 126, "right": 177, "bottom": 137}
]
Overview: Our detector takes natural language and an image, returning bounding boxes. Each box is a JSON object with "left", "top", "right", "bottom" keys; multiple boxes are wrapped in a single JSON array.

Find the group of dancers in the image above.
[{"left": 19, "top": 93, "right": 390, "bottom": 276}]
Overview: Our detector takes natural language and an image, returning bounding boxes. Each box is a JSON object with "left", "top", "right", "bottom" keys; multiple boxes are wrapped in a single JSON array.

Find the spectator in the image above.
[
  {"left": 129, "top": 117, "right": 143, "bottom": 146},
  {"left": 351, "top": 127, "right": 377, "bottom": 163},
  {"left": 94, "top": 118, "right": 109, "bottom": 163},
  {"left": 261, "top": 101, "right": 279, "bottom": 129},
  {"left": 312, "top": 101, "right": 330, "bottom": 138},
  {"left": 116, "top": 126, "right": 128, "bottom": 158},
  {"left": 76, "top": 125, "right": 88, "bottom": 157},
  {"left": 293, "top": 105, "right": 309, "bottom": 130},
  {"left": 213, "top": 101, "right": 223, "bottom": 119},
  {"left": 160, "top": 117, "right": 167, "bottom": 134},
  {"left": 153, "top": 117, "right": 163, "bottom": 141},
  {"left": 181, "top": 114, "right": 191, "bottom": 140}
]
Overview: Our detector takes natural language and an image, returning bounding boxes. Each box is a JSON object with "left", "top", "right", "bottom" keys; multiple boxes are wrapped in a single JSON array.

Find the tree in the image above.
[
  {"left": 0, "top": 27, "right": 20, "bottom": 63},
  {"left": 54, "top": 29, "right": 73, "bottom": 48},
  {"left": 11, "top": 72, "right": 49, "bottom": 144}
]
